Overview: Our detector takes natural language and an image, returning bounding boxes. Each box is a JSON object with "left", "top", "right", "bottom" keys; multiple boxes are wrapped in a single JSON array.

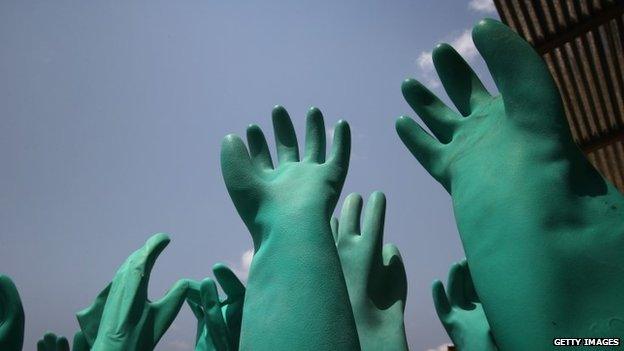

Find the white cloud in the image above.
[
  {"left": 415, "top": 29, "right": 477, "bottom": 89},
  {"left": 416, "top": 51, "right": 440, "bottom": 88},
  {"left": 450, "top": 29, "right": 478, "bottom": 60},
  {"left": 326, "top": 127, "right": 334, "bottom": 140},
  {"left": 425, "top": 344, "right": 453, "bottom": 351},
  {"left": 416, "top": 51, "right": 434, "bottom": 73},
  {"left": 232, "top": 248, "right": 254, "bottom": 281},
  {"left": 241, "top": 249, "right": 253, "bottom": 272},
  {"left": 468, "top": 0, "right": 496, "bottom": 13}
]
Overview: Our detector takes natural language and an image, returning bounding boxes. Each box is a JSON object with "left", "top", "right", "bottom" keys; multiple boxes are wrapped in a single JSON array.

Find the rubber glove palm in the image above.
[
  {"left": 332, "top": 192, "right": 408, "bottom": 351},
  {"left": 396, "top": 19, "right": 624, "bottom": 350}
]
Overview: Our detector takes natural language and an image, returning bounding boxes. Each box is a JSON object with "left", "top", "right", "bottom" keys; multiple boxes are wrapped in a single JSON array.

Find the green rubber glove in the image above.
[
  {"left": 396, "top": 18, "right": 624, "bottom": 350},
  {"left": 188, "top": 263, "right": 245, "bottom": 351},
  {"left": 220, "top": 106, "right": 360, "bottom": 350},
  {"left": 72, "top": 331, "right": 90, "bottom": 351},
  {"left": 0, "top": 275, "right": 24, "bottom": 351},
  {"left": 433, "top": 260, "right": 497, "bottom": 351},
  {"left": 76, "top": 283, "right": 110, "bottom": 347},
  {"left": 76, "top": 233, "right": 192, "bottom": 351},
  {"left": 213, "top": 264, "right": 244, "bottom": 350},
  {"left": 331, "top": 192, "right": 408, "bottom": 351},
  {"left": 37, "top": 332, "right": 70, "bottom": 351}
]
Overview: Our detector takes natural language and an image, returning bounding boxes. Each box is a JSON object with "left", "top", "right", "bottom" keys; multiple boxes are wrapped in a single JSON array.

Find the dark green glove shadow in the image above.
[
  {"left": 332, "top": 192, "right": 408, "bottom": 351},
  {"left": 36, "top": 331, "right": 90, "bottom": 351},
  {"left": 72, "top": 331, "right": 90, "bottom": 351},
  {"left": 37, "top": 332, "right": 70, "bottom": 351},
  {"left": 220, "top": 106, "right": 360, "bottom": 350},
  {"left": 0, "top": 275, "right": 24, "bottom": 351},
  {"left": 433, "top": 260, "right": 497, "bottom": 351},
  {"left": 396, "top": 18, "right": 624, "bottom": 350}
]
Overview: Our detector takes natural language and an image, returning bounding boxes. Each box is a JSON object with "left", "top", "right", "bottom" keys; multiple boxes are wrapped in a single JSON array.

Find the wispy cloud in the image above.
[
  {"left": 416, "top": 51, "right": 439, "bottom": 88},
  {"left": 449, "top": 29, "right": 478, "bottom": 60},
  {"left": 425, "top": 344, "right": 453, "bottom": 351},
  {"left": 415, "top": 29, "right": 477, "bottom": 88},
  {"left": 232, "top": 248, "right": 254, "bottom": 281},
  {"left": 468, "top": 0, "right": 496, "bottom": 13},
  {"left": 327, "top": 127, "right": 335, "bottom": 140}
]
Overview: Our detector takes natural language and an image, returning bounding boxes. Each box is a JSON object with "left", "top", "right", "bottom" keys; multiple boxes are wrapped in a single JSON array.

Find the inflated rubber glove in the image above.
[
  {"left": 37, "top": 332, "right": 70, "bottom": 351},
  {"left": 0, "top": 275, "right": 24, "bottom": 351},
  {"left": 76, "top": 233, "right": 192, "bottom": 351},
  {"left": 395, "top": 18, "right": 624, "bottom": 350},
  {"left": 72, "top": 331, "right": 90, "bottom": 351},
  {"left": 188, "top": 264, "right": 245, "bottom": 351},
  {"left": 331, "top": 192, "right": 407, "bottom": 351},
  {"left": 433, "top": 260, "right": 497, "bottom": 351},
  {"left": 220, "top": 106, "right": 360, "bottom": 350}
]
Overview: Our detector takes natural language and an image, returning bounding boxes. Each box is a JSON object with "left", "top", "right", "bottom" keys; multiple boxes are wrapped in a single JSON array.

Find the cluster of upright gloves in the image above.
[
  {"left": 1, "top": 234, "right": 247, "bottom": 351},
  {"left": 1, "top": 18, "right": 623, "bottom": 351}
]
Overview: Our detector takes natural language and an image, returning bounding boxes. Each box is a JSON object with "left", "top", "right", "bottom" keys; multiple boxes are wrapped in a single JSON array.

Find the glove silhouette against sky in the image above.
[
  {"left": 433, "top": 260, "right": 497, "bottom": 351},
  {"left": 220, "top": 106, "right": 360, "bottom": 350},
  {"left": 37, "top": 332, "right": 70, "bottom": 351},
  {"left": 76, "top": 233, "right": 192, "bottom": 351},
  {"left": 36, "top": 331, "right": 90, "bottom": 351},
  {"left": 331, "top": 192, "right": 407, "bottom": 351},
  {"left": 188, "top": 263, "right": 245, "bottom": 351},
  {"left": 0, "top": 275, "right": 24, "bottom": 351},
  {"left": 396, "top": 18, "right": 624, "bottom": 350}
]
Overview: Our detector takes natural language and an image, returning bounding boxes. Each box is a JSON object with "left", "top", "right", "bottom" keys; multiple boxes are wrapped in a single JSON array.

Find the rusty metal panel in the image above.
[{"left": 494, "top": 0, "right": 624, "bottom": 191}]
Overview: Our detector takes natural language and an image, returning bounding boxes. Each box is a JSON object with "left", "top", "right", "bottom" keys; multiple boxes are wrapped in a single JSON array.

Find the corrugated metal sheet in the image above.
[{"left": 493, "top": 0, "right": 624, "bottom": 191}]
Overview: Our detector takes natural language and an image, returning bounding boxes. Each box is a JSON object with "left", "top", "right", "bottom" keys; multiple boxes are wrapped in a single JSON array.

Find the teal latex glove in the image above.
[
  {"left": 220, "top": 106, "right": 360, "bottom": 350},
  {"left": 212, "top": 263, "right": 244, "bottom": 350},
  {"left": 433, "top": 260, "right": 497, "bottom": 351},
  {"left": 0, "top": 275, "right": 24, "bottom": 351},
  {"left": 188, "top": 263, "right": 245, "bottom": 351},
  {"left": 37, "top": 332, "right": 70, "bottom": 351},
  {"left": 76, "top": 283, "right": 110, "bottom": 347},
  {"left": 72, "top": 331, "right": 90, "bottom": 351},
  {"left": 332, "top": 192, "right": 408, "bottom": 351},
  {"left": 76, "top": 233, "right": 192, "bottom": 351},
  {"left": 396, "top": 18, "right": 624, "bottom": 350}
]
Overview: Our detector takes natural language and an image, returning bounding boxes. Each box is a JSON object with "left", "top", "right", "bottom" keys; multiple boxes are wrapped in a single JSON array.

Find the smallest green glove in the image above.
[
  {"left": 188, "top": 263, "right": 245, "bottom": 351},
  {"left": 433, "top": 259, "right": 498, "bottom": 351},
  {"left": 37, "top": 332, "right": 70, "bottom": 351},
  {"left": 0, "top": 275, "right": 24, "bottom": 351},
  {"left": 333, "top": 192, "right": 408, "bottom": 351}
]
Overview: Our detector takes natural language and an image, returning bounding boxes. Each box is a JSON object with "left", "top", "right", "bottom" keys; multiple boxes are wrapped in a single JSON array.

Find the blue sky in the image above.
[{"left": 0, "top": 1, "right": 499, "bottom": 349}]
